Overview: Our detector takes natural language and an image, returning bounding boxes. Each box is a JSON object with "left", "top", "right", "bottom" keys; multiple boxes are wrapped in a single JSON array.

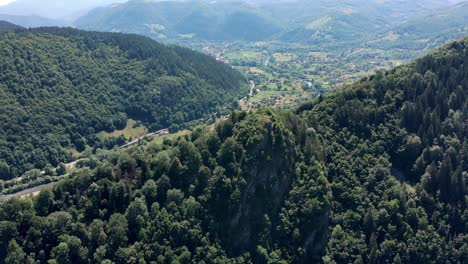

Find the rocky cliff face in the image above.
[{"left": 213, "top": 110, "right": 331, "bottom": 260}]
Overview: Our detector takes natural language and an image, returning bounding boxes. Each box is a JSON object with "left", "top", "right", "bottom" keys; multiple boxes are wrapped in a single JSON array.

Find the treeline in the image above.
[
  {"left": 0, "top": 27, "right": 246, "bottom": 179},
  {"left": 0, "top": 37, "right": 466, "bottom": 263}
]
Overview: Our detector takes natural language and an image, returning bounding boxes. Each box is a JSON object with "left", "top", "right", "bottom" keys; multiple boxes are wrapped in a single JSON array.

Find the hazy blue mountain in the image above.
[
  {"left": 0, "top": 20, "right": 23, "bottom": 31},
  {"left": 73, "top": 0, "right": 465, "bottom": 44},
  {"left": 368, "top": 1, "right": 468, "bottom": 51},
  {"left": 75, "top": 0, "right": 282, "bottom": 42},
  {"left": 273, "top": 0, "right": 462, "bottom": 44},
  {"left": 0, "top": 13, "right": 65, "bottom": 27},
  {"left": 0, "top": 0, "right": 126, "bottom": 20}
]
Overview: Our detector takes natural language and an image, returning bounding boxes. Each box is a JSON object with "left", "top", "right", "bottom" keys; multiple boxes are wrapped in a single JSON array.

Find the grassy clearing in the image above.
[
  {"left": 305, "top": 16, "right": 332, "bottom": 30},
  {"left": 225, "top": 51, "right": 262, "bottom": 61},
  {"left": 98, "top": 119, "right": 147, "bottom": 140},
  {"left": 148, "top": 130, "right": 191, "bottom": 145},
  {"left": 273, "top": 52, "right": 295, "bottom": 62},
  {"left": 249, "top": 67, "right": 266, "bottom": 74},
  {"left": 249, "top": 90, "right": 283, "bottom": 102},
  {"left": 66, "top": 147, "right": 81, "bottom": 160}
]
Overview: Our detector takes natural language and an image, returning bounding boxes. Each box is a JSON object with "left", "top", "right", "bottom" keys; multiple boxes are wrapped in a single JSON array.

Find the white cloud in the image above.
[{"left": 0, "top": 0, "right": 15, "bottom": 6}]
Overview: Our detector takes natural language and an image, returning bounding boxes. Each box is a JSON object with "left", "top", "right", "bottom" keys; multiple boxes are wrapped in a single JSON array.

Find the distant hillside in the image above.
[
  {"left": 273, "top": 0, "right": 461, "bottom": 45},
  {"left": 262, "top": 0, "right": 455, "bottom": 27},
  {"left": 0, "top": 14, "right": 65, "bottom": 28},
  {"left": 0, "top": 28, "right": 246, "bottom": 179},
  {"left": 368, "top": 1, "right": 468, "bottom": 51},
  {"left": 74, "top": 0, "right": 461, "bottom": 44},
  {"left": 74, "top": 0, "right": 282, "bottom": 42},
  {"left": 0, "top": 20, "right": 23, "bottom": 31},
  {"left": 278, "top": 10, "right": 389, "bottom": 45}
]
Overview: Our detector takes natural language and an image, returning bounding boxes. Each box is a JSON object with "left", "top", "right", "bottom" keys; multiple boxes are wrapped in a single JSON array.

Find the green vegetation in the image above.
[
  {"left": 75, "top": 1, "right": 280, "bottom": 42},
  {"left": 198, "top": 41, "right": 405, "bottom": 110},
  {"left": 0, "top": 35, "right": 465, "bottom": 263},
  {"left": 97, "top": 119, "right": 147, "bottom": 141},
  {"left": 72, "top": 0, "right": 468, "bottom": 114},
  {"left": 0, "top": 27, "right": 246, "bottom": 179},
  {"left": 72, "top": 0, "right": 468, "bottom": 99},
  {"left": 74, "top": 0, "right": 468, "bottom": 50},
  {"left": 369, "top": 1, "right": 468, "bottom": 51}
]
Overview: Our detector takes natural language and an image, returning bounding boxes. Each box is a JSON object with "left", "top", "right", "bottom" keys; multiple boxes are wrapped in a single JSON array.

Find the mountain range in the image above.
[
  {"left": 369, "top": 1, "right": 468, "bottom": 50},
  {"left": 0, "top": 32, "right": 465, "bottom": 263},
  {"left": 75, "top": 0, "right": 281, "bottom": 42},
  {"left": 72, "top": 0, "right": 468, "bottom": 47},
  {"left": 0, "top": 0, "right": 467, "bottom": 46}
]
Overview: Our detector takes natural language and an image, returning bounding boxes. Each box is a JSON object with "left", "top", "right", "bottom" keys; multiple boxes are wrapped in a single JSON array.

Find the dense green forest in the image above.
[
  {"left": 0, "top": 27, "right": 246, "bottom": 179},
  {"left": 0, "top": 35, "right": 465, "bottom": 263}
]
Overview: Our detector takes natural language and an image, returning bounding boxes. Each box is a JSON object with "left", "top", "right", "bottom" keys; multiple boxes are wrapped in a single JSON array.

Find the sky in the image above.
[
  {"left": 0, "top": 0, "right": 127, "bottom": 19},
  {"left": 0, "top": 0, "right": 15, "bottom": 6}
]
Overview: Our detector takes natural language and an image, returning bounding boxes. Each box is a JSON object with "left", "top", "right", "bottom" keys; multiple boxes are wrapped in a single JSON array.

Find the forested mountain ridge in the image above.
[
  {"left": 73, "top": 0, "right": 466, "bottom": 45},
  {"left": 0, "top": 27, "right": 246, "bottom": 179},
  {"left": 74, "top": 0, "right": 281, "bottom": 42},
  {"left": 0, "top": 36, "right": 465, "bottom": 263}
]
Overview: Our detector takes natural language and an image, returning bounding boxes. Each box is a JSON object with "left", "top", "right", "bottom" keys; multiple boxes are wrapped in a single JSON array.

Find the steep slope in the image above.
[
  {"left": 297, "top": 36, "right": 467, "bottom": 262},
  {"left": 369, "top": 1, "right": 468, "bottom": 51},
  {"left": 274, "top": 0, "right": 462, "bottom": 45},
  {"left": 278, "top": 11, "right": 389, "bottom": 45},
  {"left": 0, "top": 36, "right": 465, "bottom": 263},
  {"left": 74, "top": 0, "right": 281, "bottom": 42},
  {"left": 0, "top": 27, "right": 246, "bottom": 179}
]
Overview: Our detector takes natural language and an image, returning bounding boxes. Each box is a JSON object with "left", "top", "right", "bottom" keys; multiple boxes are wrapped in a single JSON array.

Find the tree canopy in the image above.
[
  {"left": 0, "top": 34, "right": 466, "bottom": 264},
  {"left": 0, "top": 27, "right": 246, "bottom": 179}
]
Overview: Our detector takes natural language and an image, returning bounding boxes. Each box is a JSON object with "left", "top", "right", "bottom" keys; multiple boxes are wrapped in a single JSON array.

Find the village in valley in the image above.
[{"left": 199, "top": 41, "right": 406, "bottom": 110}]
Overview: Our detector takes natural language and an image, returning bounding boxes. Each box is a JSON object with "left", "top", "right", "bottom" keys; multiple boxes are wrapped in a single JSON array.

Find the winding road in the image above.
[{"left": 0, "top": 129, "right": 169, "bottom": 201}]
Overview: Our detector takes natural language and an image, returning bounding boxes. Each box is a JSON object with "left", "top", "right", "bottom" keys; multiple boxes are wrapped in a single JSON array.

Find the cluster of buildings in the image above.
[{"left": 202, "top": 47, "right": 229, "bottom": 64}]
